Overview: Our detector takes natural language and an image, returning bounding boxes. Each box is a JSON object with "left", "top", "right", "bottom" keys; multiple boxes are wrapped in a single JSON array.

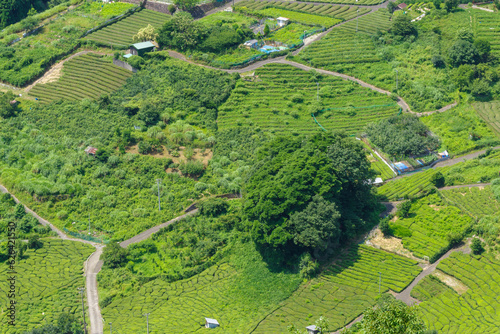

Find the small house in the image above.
[
  {"left": 396, "top": 3, "right": 408, "bottom": 10},
  {"left": 277, "top": 17, "right": 289, "bottom": 27},
  {"left": 306, "top": 325, "right": 320, "bottom": 334},
  {"left": 85, "top": 146, "right": 98, "bottom": 156},
  {"left": 129, "top": 41, "right": 156, "bottom": 57},
  {"left": 205, "top": 318, "right": 219, "bottom": 329},
  {"left": 243, "top": 39, "right": 258, "bottom": 49}
]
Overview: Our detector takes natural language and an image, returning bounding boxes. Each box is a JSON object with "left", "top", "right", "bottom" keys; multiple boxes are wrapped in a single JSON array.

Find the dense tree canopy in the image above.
[
  {"left": 391, "top": 15, "right": 417, "bottom": 38},
  {"left": 361, "top": 299, "right": 426, "bottom": 334},
  {"left": 244, "top": 132, "right": 378, "bottom": 257},
  {"left": 448, "top": 40, "right": 480, "bottom": 67},
  {"left": 366, "top": 115, "right": 440, "bottom": 157}
]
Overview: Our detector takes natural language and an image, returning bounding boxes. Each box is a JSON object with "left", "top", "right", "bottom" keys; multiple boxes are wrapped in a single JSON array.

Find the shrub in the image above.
[
  {"left": 197, "top": 198, "right": 229, "bottom": 216},
  {"left": 127, "top": 55, "right": 145, "bottom": 70},
  {"left": 430, "top": 171, "right": 445, "bottom": 188},
  {"left": 180, "top": 160, "right": 205, "bottom": 177},
  {"left": 299, "top": 252, "right": 319, "bottom": 279},
  {"left": 397, "top": 201, "right": 412, "bottom": 218},
  {"left": 447, "top": 231, "right": 463, "bottom": 247},
  {"left": 379, "top": 218, "right": 392, "bottom": 236},
  {"left": 57, "top": 210, "right": 68, "bottom": 220},
  {"left": 471, "top": 238, "right": 484, "bottom": 255},
  {"left": 101, "top": 242, "right": 129, "bottom": 268}
]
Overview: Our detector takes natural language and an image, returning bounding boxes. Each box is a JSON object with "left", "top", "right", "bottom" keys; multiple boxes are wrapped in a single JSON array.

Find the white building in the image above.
[
  {"left": 277, "top": 17, "right": 289, "bottom": 27},
  {"left": 205, "top": 318, "right": 220, "bottom": 329}
]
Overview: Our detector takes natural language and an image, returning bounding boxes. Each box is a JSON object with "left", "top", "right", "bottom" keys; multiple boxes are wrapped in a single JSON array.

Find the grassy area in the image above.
[
  {"left": 418, "top": 252, "right": 500, "bottom": 332},
  {"left": 440, "top": 186, "right": 500, "bottom": 219},
  {"left": 421, "top": 103, "right": 500, "bottom": 156},
  {"left": 84, "top": 9, "right": 170, "bottom": 48},
  {"left": 296, "top": 0, "right": 385, "bottom": 5},
  {"left": 0, "top": 239, "right": 94, "bottom": 333},
  {"left": 268, "top": 23, "right": 312, "bottom": 45},
  {"left": 0, "top": 2, "right": 135, "bottom": 86},
  {"left": 236, "top": 0, "right": 371, "bottom": 20},
  {"left": 473, "top": 101, "right": 500, "bottom": 136},
  {"left": 198, "top": 11, "right": 258, "bottom": 27},
  {"left": 29, "top": 53, "right": 133, "bottom": 103},
  {"left": 389, "top": 194, "right": 472, "bottom": 259},
  {"left": 253, "top": 245, "right": 421, "bottom": 333},
  {"left": 218, "top": 63, "right": 398, "bottom": 136},
  {"left": 255, "top": 8, "right": 342, "bottom": 27}
]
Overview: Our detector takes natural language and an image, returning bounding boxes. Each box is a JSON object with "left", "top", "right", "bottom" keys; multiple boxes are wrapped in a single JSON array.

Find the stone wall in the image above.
[{"left": 113, "top": 59, "right": 138, "bottom": 73}]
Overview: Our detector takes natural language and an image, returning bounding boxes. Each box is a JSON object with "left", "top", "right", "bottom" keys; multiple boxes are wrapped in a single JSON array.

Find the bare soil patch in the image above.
[
  {"left": 432, "top": 270, "right": 469, "bottom": 295},
  {"left": 127, "top": 145, "right": 213, "bottom": 166},
  {"left": 368, "top": 229, "right": 422, "bottom": 262}
]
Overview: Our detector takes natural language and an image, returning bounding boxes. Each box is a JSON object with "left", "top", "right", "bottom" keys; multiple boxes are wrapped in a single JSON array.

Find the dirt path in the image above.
[
  {"left": 433, "top": 145, "right": 500, "bottom": 168},
  {"left": 380, "top": 201, "right": 402, "bottom": 217},
  {"left": 438, "top": 182, "right": 492, "bottom": 190},
  {"left": 395, "top": 241, "right": 471, "bottom": 305},
  {"left": 119, "top": 210, "right": 198, "bottom": 248}
]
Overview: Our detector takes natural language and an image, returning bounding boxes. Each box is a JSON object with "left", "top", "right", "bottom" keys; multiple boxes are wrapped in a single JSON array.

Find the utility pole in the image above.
[
  {"left": 395, "top": 69, "right": 398, "bottom": 91},
  {"left": 88, "top": 212, "right": 91, "bottom": 235},
  {"left": 156, "top": 179, "right": 161, "bottom": 211},
  {"left": 77, "top": 287, "right": 88, "bottom": 334},
  {"left": 378, "top": 272, "right": 382, "bottom": 294},
  {"left": 316, "top": 82, "right": 319, "bottom": 101},
  {"left": 144, "top": 313, "right": 151, "bottom": 334},
  {"left": 109, "top": 322, "right": 112, "bottom": 334}
]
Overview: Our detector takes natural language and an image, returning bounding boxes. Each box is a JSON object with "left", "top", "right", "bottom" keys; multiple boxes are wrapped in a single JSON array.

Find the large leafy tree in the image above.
[
  {"left": 156, "top": 12, "right": 207, "bottom": 51},
  {"left": 391, "top": 15, "right": 417, "bottom": 38},
  {"left": 448, "top": 40, "right": 480, "bottom": 67},
  {"left": 244, "top": 132, "right": 378, "bottom": 256},
  {"left": 288, "top": 195, "right": 341, "bottom": 253},
  {"left": 362, "top": 300, "right": 426, "bottom": 334}
]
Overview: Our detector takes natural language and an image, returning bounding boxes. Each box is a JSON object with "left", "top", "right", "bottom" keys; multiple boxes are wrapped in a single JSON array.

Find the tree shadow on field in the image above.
[{"left": 255, "top": 244, "right": 301, "bottom": 275}]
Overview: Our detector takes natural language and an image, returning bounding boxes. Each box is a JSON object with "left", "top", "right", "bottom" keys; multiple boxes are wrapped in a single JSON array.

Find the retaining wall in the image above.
[{"left": 113, "top": 59, "right": 138, "bottom": 73}]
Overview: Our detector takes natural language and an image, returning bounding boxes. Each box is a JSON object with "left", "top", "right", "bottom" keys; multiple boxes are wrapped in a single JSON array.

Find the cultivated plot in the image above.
[
  {"left": 29, "top": 53, "right": 133, "bottom": 103},
  {"left": 85, "top": 9, "right": 170, "bottom": 48},
  {"left": 218, "top": 63, "right": 398, "bottom": 135},
  {"left": 0, "top": 240, "right": 94, "bottom": 333},
  {"left": 418, "top": 252, "right": 500, "bottom": 333}
]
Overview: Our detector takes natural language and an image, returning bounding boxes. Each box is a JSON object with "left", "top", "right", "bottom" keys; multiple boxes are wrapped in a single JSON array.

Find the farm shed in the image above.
[
  {"left": 396, "top": 3, "right": 408, "bottom": 10},
  {"left": 244, "top": 39, "right": 259, "bottom": 49},
  {"left": 205, "top": 318, "right": 219, "bottom": 329},
  {"left": 277, "top": 17, "right": 289, "bottom": 27},
  {"left": 129, "top": 41, "right": 156, "bottom": 56},
  {"left": 85, "top": 146, "right": 98, "bottom": 156},
  {"left": 438, "top": 150, "right": 449, "bottom": 158},
  {"left": 306, "top": 325, "right": 320, "bottom": 334}
]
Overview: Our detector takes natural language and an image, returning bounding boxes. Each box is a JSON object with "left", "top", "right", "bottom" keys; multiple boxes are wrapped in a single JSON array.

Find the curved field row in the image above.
[
  {"left": 440, "top": 186, "right": 500, "bottom": 219},
  {"left": 85, "top": 9, "right": 170, "bottom": 47},
  {"left": 473, "top": 101, "right": 500, "bottom": 136},
  {"left": 418, "top": 252, "right": 500, "bottom": 333},
  {"left": 390, "top": 194, "right": 472, "bottom": 260},
  {"left": 0, "top": 240, "right": 94, "bottom": 334},
  {"left": 236, "top": 0, "right": 371, "bottom": 20},
  {"left": 218, "top": 63, "right": 398, "bottom": 135},
  {"left": 377, "top": 168, "right": 448, "bottom": 201},
  {"left": 253, "top": 245, "right": 421, "bottom": 333},
  {"left": 473, "top": 10, "right": 500, "bottom": 56},
  {"left": 29, "top": 53, "right": 132, "bottom": 104}
]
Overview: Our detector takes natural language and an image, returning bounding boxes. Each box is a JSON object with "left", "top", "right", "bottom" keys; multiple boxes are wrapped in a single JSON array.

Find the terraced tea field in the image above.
[
  {"left": 218, "top": 63, "right": 398, "bottom": 135},
  {"left": 296, "top": 9, "right": 391, "bottom": 68},
  {"left": 101, "top": 244, "right": 420, "bottom": 333},
  {"left": 29, "top": 53, "right": 133, "bottom": 103},
  {"left": 236, "top": 0, "right": 371, "bottom": 20},
  {"left": 254, "top": 7, "right": 342, "bottom": 27},
  {"left": 377, "top": 168, "right": 446, "bottom": 201},
  {"left": 418, "top": 252, "right": 500, "bottom": 333},
  {"left": 473, "top": 101, "right": 500, "bottom": 136},
  {"left": 390, "top": 194, "right": 472, "bottom": 260},
  {"left": 473, "top": 10, "right": 500, "bottom": 56},
  {"left": 253, "top": 245, "right": 421, "bottom": 333},
  {"left": 85, "top": 9, "right": 170, "bottom": 47},
  {"left": 362, "top": 141, "right": 395, "bottom": 180},
  {"left": 0, "top": 240, "right": 94, "bottom": 333},
  {"left": 440, "top": 186, "right": 500, "bottom": 219}
]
